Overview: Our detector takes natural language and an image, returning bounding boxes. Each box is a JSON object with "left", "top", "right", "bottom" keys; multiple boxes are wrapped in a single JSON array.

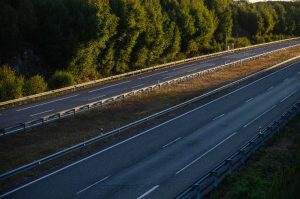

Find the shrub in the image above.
[
  {"left": 255, "top": 36, "right": 266, "bottom": 44},
  {"left": 24, "top": 75, "right": 48, "bottom": 95},
  {"left": 234, "top": 37, "right": 251, "bottom": 48},
  {"left": 49, "top": 71, "right": 74, "bottom": 89},
  {"left": 0, "top": 65, "right": 24, "bottom": 101}
]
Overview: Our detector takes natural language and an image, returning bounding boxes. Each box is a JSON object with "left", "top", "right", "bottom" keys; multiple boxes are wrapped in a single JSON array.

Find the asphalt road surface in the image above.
[
  {"left": 0, "top": 39, "right": 300, "bottom": 129},
  {"left": 1, "top": 59, "right": 299, "bottom": 198}
]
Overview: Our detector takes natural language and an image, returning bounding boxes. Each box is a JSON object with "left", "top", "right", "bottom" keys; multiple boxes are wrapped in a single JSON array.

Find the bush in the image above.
[
  {"left": 24, "top": 75, "right": 48, "bottom": 95},
  {"left": 49, "top": 71, "right": 74, "bottom": 89},
  {"left": 255, "top": 36, "right": 266, "bottom": 44},
  {"left": 234, "top": 37, "right": 251, "bottom": 48},
  {"left": 0, "top": 65, "right": 24, "bottom": 101}
]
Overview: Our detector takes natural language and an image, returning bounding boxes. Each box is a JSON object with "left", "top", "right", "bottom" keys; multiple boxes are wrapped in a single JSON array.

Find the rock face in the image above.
[{"left": 12, "top": 49, "right": 40, "bottom": 76}]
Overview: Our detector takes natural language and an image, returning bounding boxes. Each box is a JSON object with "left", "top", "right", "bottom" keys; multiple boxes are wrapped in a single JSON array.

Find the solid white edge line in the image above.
[
  {"left": 136, "top": 185, "right": 159, "bottom": 199},
  {"left": 175, "top": 132, "right": 237, "bottom": 175},
  {"left": 16, "top": 94, "right": 79, "bottom": 112},
  {"left": 76, "top": 175, "right": 110, "bottom": 195},
  {"left": 88, "top": 81, "right": 131, "bottom": 93},
  {"left": 163, "top": 137, "right": 182, "bottom": 148},
  {"left": 1, "top": 58, "right": 298, "bottom": 198},
  {"left": 212, "top": 114, "right": 225, "bottom": 121},
  {"left": 243, "top": 105, "right": 277, "bottom": 128},
  {"left": 30, "top": 109, "right": 54, "bottom": 117}
]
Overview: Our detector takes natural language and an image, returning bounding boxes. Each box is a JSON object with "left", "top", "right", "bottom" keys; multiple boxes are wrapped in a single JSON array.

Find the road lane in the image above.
[
  {"left": 0, "top": 39, "right": 299, "bottom": 128},
  {"left": 1, "top": 60, "right": 299, "bottom": 199}
]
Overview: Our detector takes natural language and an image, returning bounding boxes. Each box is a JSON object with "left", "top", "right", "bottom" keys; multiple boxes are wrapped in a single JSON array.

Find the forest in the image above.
[{"left": 0, "top": 0, "right": 299, "bottom": 101}]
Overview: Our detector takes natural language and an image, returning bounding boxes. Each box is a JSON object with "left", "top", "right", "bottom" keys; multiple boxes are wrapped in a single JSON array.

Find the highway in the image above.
[
  {"left": 1, "top": 59, "right": 299, "bottom": 198},
  {"left": 0, "top": 39, "right": 300, "bottom": 129}
]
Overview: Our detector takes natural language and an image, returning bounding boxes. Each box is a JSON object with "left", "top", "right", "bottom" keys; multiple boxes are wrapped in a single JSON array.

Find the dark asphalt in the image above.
[
  {"left": 1, "top": 60, "right": 299, "bottom": 199},
  {"left": 0, "top": 39, "right": 299, "bottom": 129}
]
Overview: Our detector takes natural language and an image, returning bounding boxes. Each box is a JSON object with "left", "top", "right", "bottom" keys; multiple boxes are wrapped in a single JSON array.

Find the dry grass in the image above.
[{"left": 0, "top": 46, "right": 300, "bottom": 191}]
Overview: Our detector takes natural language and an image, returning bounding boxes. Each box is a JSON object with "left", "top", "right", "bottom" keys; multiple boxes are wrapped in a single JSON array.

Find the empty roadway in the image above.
[
  {"left": 1, "top": 59, "right": 299, "bottom": 199},
  {"left": 0, "top": 39, "right": 300, "bottom": 129}
]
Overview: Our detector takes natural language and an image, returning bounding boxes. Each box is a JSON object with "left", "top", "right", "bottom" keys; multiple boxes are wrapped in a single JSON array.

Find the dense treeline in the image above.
[{"left": 0, "top": 0, "right": 299, "bottom": 101}]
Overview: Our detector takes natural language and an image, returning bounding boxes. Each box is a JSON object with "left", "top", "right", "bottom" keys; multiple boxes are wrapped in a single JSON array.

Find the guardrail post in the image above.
[
  {"left": 249, "top": 141, "right": 256, "bottom": 154},
  {"left": 226, "top": 159, "right": 233, "bottom": 175},
  {"left": 274, "top": 121, "right": 280, "bottom": 132},
  {"left": 192, "top": 184, "right": 201, "bottom": 199},
  {"left": 239, "top": 149, "right": 246, "bottom": 165},
  {"left": 211, "top": 171, "right": 219, "bottom": 188}
]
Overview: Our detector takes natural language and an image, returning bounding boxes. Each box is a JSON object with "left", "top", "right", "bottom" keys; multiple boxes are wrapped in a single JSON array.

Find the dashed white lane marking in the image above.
[
  {"left": 132, "top": 84, "right": 144, "bottom": 89},
  {"left": 136, "top": 185, "right": 160, "bottom": 199},
  {"left": 88, "top": 81, "right": 131, "bottom": 93},
  {"left": 176, "top": 132, "right": 236, "bottom": 175},
  {"left": 76, "top": 176, "right": 110, "bottom": 195},
  {"left": 187, "top": 68, "right": 198, "bottom": 73},
  {"left": 212, "top": 114, "right": 225, "bottom": 121},
  {"left": 246, "top": 98, "right": 254, "bottom": 103},
  {"left": 138, "top": 71, "right": 167, "bottom": 79},
  {"left": 30, "top": 109, "right": 54, "bottom": 117},
  {"left": 297, "top": 71, "right": 300, "bottom": 75},
  {"left": 88, "top": 95, "right": 106, "bottom": 101},
  {"left": 172, "top": 63, "right": 199, "bottom": 71},
  {"left": 162, "top": 75, "right": 174, "bottom": 80},
  {"left": 16, "top": 94, "right": 79, "bottom": 112},
  {"left": 163, "top": 137, "right": 182, "bottom": 148},
  {"left": 280, "top": 91, "right": 297, "bottom": 103},
  {"left": 267, "top": 86, "right": 274, "bottom": 91},
  {"left": 243, "top": 105, "right": 277, "bottom": 128}
]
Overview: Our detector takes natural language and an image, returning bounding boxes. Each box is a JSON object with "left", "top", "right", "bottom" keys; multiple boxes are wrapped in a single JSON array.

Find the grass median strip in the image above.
[{"left": 0, "top": 46, "right": 300, "bottom": 192}]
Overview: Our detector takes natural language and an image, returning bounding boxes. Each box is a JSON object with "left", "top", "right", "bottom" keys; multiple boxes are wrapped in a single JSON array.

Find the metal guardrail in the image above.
[
  {"left": 175, "top": 101, "right": 300, "bottom": 199},
  {"left": 0, "top": 37, "right": 299, "bottom": 108},
  {"left": 1, "top": 44, "right": 300, "bottom": 137},
  {"left": 0, "top": 54, "right": 299, "bottom": 180}
]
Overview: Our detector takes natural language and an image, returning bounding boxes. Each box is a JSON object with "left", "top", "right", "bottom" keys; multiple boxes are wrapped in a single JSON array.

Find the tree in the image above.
[
  {"left": 206, "top": 0, "right": 233, "bottom": 43},
  {"left": 110, "top": 0, "right": 147, "bottom": 73},
  {"left": 273, "top": 2, "right": 287, "bottom": 34},
  {"left": 161, "top": 0, "right": 215, "bottom": 55},
  {"left": 0, "top": 0, "right": 299, "bottom": 88},
  {"left": 68, "top": 0, "right": 118, "bottom": 81},
  {"left": 0, "top": 2, "right": 19, "bottom": 56}
]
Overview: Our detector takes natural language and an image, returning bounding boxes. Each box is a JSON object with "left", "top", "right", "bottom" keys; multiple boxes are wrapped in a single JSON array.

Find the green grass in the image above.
[{"left": 208, "top": 114, "right": 300, "bottom": 199}]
